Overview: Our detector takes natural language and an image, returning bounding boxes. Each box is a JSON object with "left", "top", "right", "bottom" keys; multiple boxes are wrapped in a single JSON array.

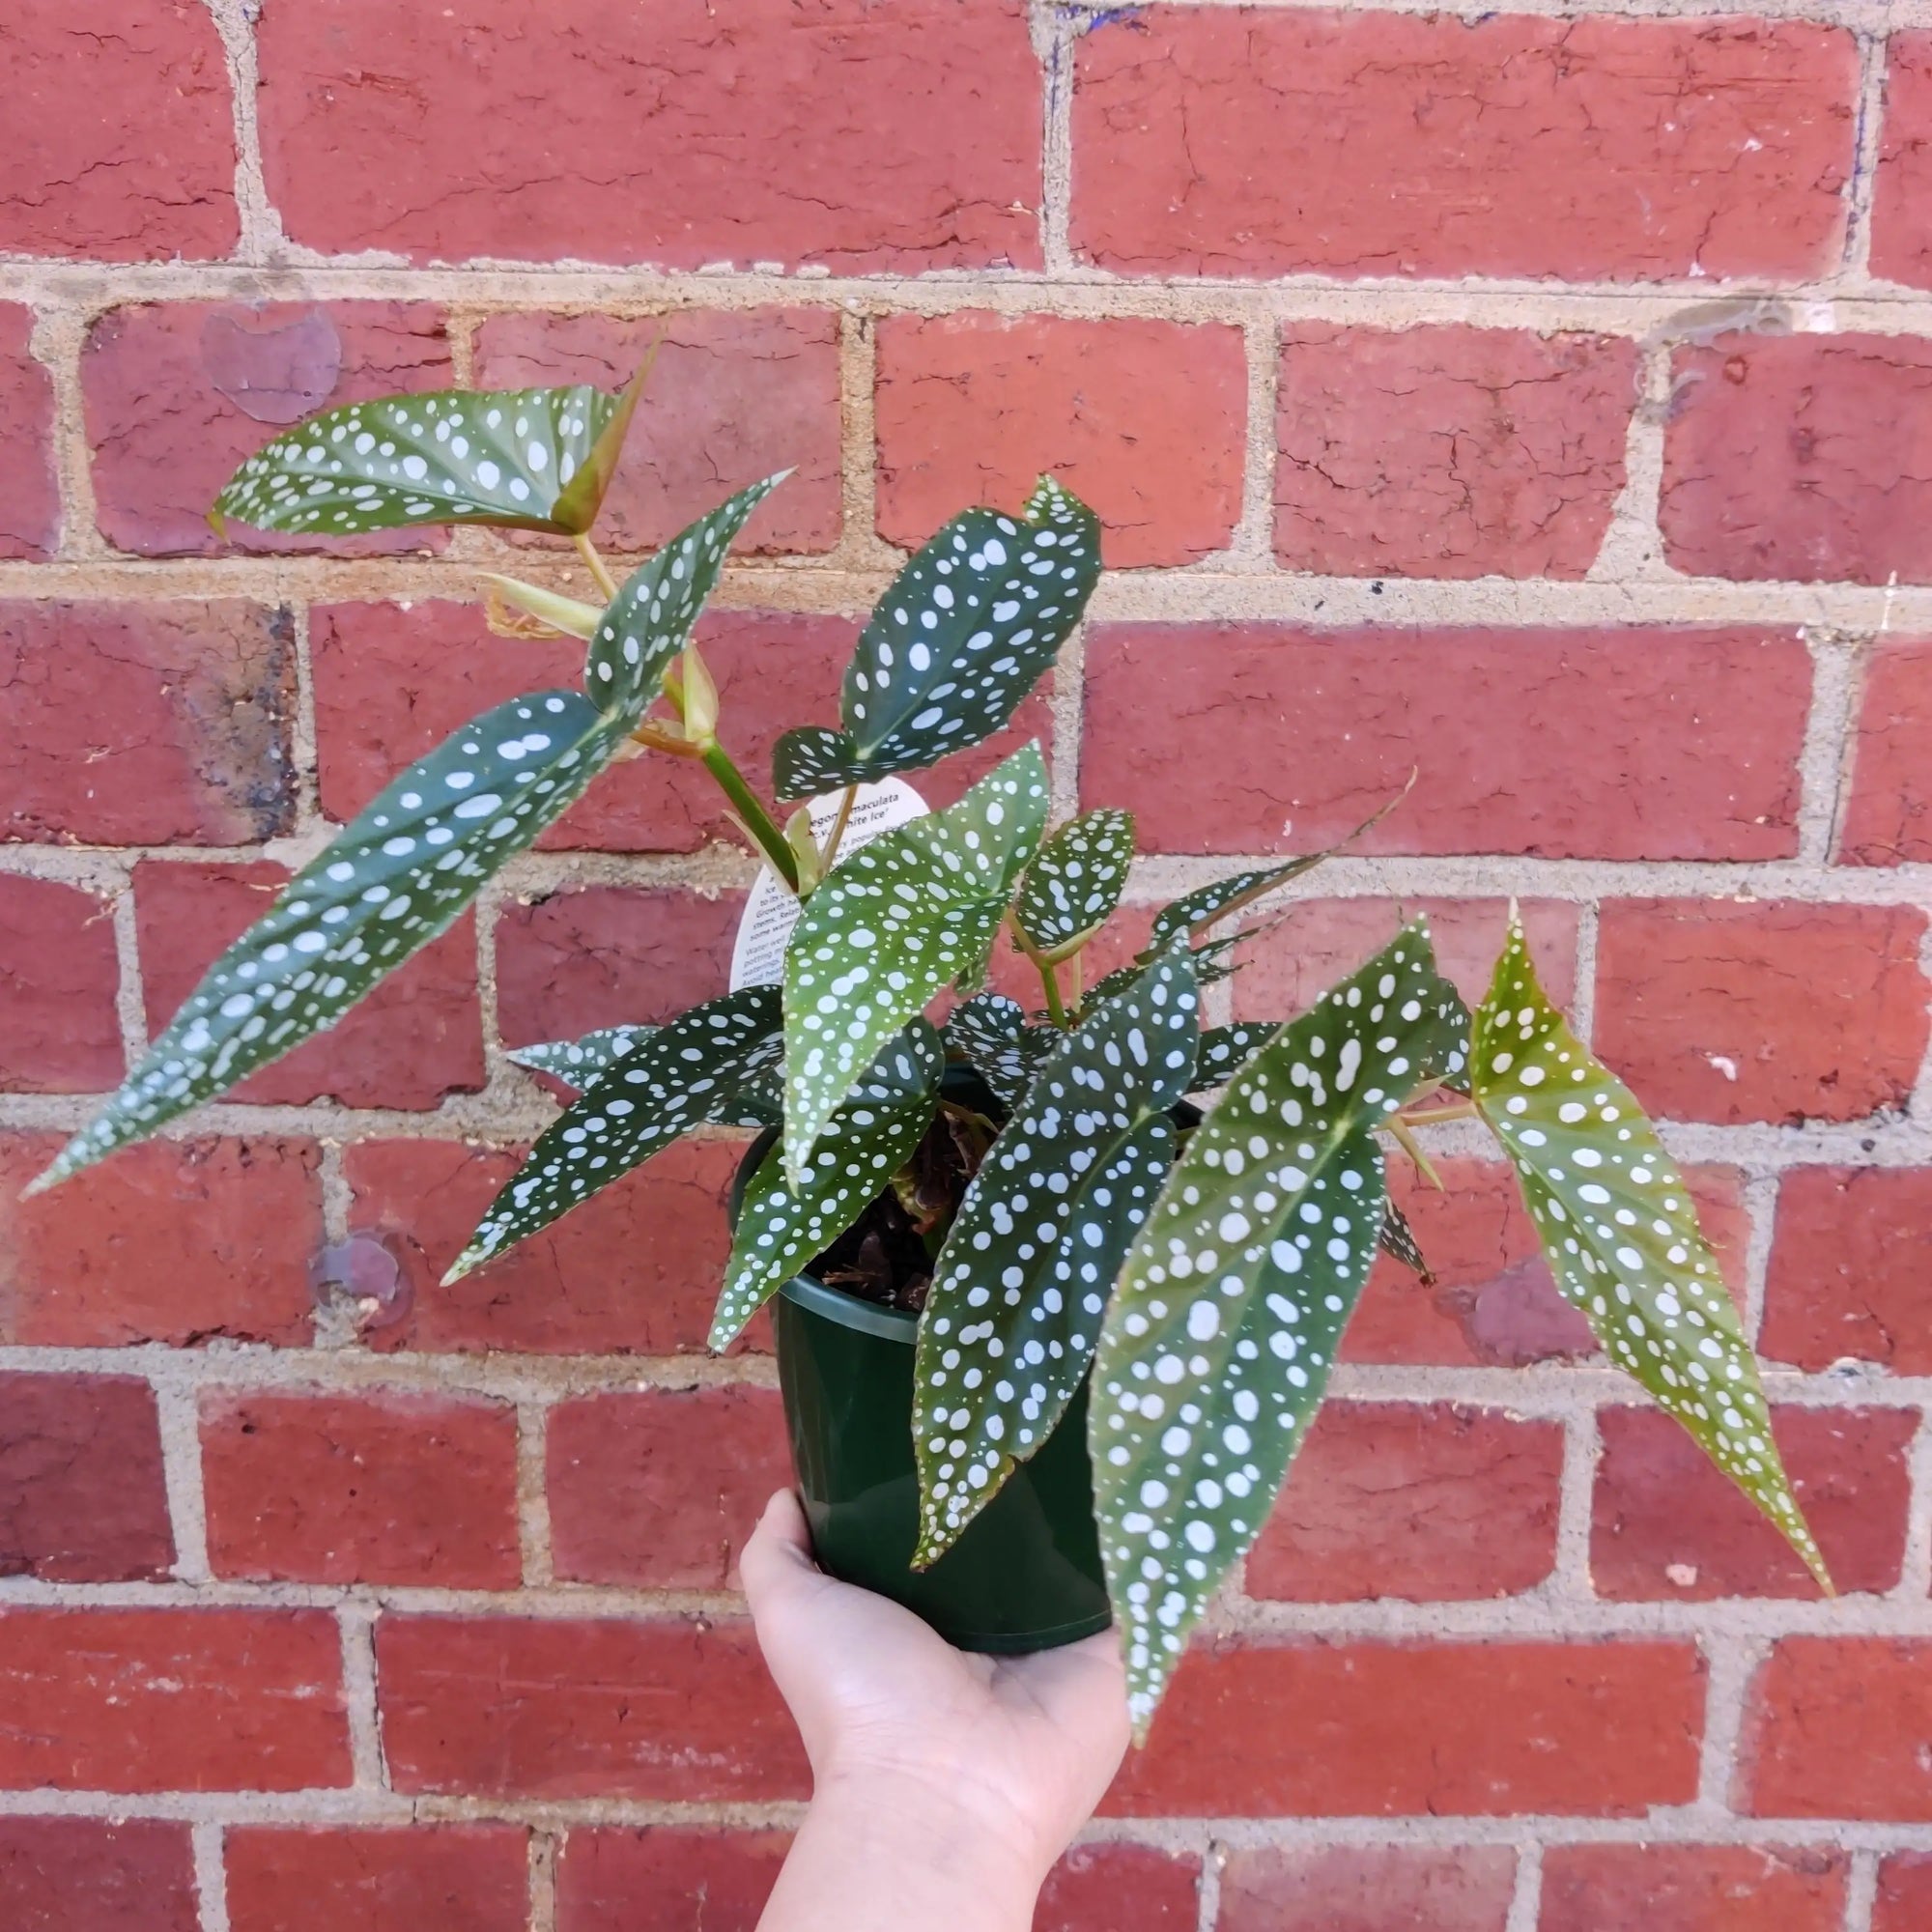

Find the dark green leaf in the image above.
[
  {"left": 942, "top": 994, "right": 1058, "bottom": 1112},
  {"left": 710, "top": 1022, "right": 944, "bottom": 1350},
  {"left": 447, "top": 989, "right": 781, "bottom": 1281},
  {"left": 914, "top": 954, "right": 1200, "bottom": 1563},
  {"left": 1014, "top": 810, "right": 1134, "bottom": 958},
  {"left": 508, "top": 1026, "right": 657, "bottom": 1091},
  {"left": 1194, "top": 1023, "right": 1276, "bottom": 1093},
  {"left": 32, "top": 691, "right": 630, "bottom": 1192},
  {"left": 213, "top": 382, "right": 639, "bottom": 539},
  {"left": 771, "top": 478, "right": 1100, "bottom": 801},
  {"left": 1092, "top": 923, "right": 1470, "bottom": 1730},
  {"left": 1471, "top": 915, "right": 1830, "bottom": 1590},
  {"left": 781, "top": 744, "right": 1049, "bottom": 1185},
  {"left": 1377, "top": 1198, "right": 1433, "bottom": 1284}
]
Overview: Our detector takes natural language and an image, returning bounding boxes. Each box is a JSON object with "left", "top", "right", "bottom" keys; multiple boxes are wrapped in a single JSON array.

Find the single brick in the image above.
[
  {"left": 0, "top": 307, "right": 58, "bottom": 556},
  {"left": 1274, "top": 326, "right": 1637, "bottom": 580},
  {"left": 1662, "top": 334, "right": 1932, "bottom": 583},
  {"left": 0, "top": 1132, "right": 321, "bottom": 1347},
  {"left": 0, "top": 1607, "right": 349, "bottom": 1792},
  {"left": 1745, "top": 1639, "right": 1932, "bottom": 1818},
  {"left": 0, "top": 1372, "right": 173, "bottom": 1582},
  {"left": 875, "top": 313, "right": 1246, "bottom": 568},
  {"left": 496, "top": 888, "right": 747, "bottom": 1048},
  {"left": 135, "top": 861, "right": 484, "bottom": 1110},
  {"left": 0, "top": 601, "right": 295, "bottom": 845},
  {"left": 1234, "top": 897, "right": 1580, "bottom": 1021},
  {"left": 202, "top": 1389, "right": 521, "bottom": 1589},
  {"left": 1540, "top": 1843, "right": 1848, "bottom": 1932},
  {"left": 1594, "top": 899, "right": 1929, "bottom": 1124},
  {"left": 1762, "top": 1167, "right": 1932, "bottom": 1372},
  {"left": 1344, "top": 1160, "right": 1747, "bottom": 1369},
  {"left": 548, "top": 1388, "right": 791, "bottom": 1589},
  {"left": 1591, "top": 1405, "right": 1914, "bottom": 1601},
  {"left": 84, "top": 301, "right": 451, "bottom": 557},
  {"left": 0, "top": 875, "right": 123, "bottom": 1094},
  {"left": 257, "top": 0, "right": 1040, "bottom": 270},
  {"left": 1082, "top": 625, "right": 1807, "bottom": 860},
  {"left": 473, "top": 310, "right": 841, "bottom": 553},
  {"left": 1839, "top": 640, "right": 1932, "bottom": 865},
  {"left": 1104, "top": 1640, "right": 1704, "bottom": 1816},
  {"left": 1071, "top": 12, "right": 1855, "bottom": 281},
  {"left": 1876, "top": 1853, "right": 1932, "bottom": 1932},
  {"left": 1037, "top": 1844, "right": 1202, "bottom": 1931},
  {"left": 1217, "top": 1846, "right": 1516, "bottom": 1932},
  {"left": 0, "top": 1818, "right": 198, "bottom": 1932},
  {"left": 1872, "top": 35, "right": 1932, "bottom": 290},
  {"left": 377, "top": 1615, "right": 809, "bottom": 1801},
  {"left": 0, "top": 0, "right": 238, "bottom": 260},
  {"left": 343, "top": 1137, "right": 753, "bottom": 1356},
  {"left": 225, "top": 1826, "right": 530, "bottom": 1932},
  {"left": 1247, "top": 1402, "right": 1562, "bottom": 1603}
]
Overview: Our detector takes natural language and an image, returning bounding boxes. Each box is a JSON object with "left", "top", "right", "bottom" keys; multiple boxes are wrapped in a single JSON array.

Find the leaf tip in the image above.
[{"left": 440, "top": 1251, "right": 483, "bottom": 1287}]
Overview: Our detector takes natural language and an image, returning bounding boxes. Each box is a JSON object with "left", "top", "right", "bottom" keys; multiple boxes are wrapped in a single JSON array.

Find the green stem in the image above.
[
  {"left": 700, "top": 741, "right": 801, "bottom": 894},
  {"left": 1037, "top": 957, "right": 1068, "bottom": 1028},
  {"left": 574, "top": 531, "right": 619, "bottom": 602}
]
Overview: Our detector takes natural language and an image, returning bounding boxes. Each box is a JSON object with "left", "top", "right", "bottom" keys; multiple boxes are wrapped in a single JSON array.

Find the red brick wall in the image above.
[{"left": 2, "top": 5, "right": 1930, "bottom": 1928}]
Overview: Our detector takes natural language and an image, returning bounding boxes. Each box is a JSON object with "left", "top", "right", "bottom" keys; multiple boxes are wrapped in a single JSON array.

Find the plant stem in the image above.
[
  {"left": 1387, "top": 1117, "right": 1443, "bottom": 1190},
  {"left": 700, "top": 742, "right": 801, "bottom": 894},
  {"left": 1037, "top": 957, "right": 1068, "bottom": 1027},
  {"left": 818, "top": 784, "right": 859, "bottom": 875},
  {"left": 574, "top": 531, "right": 619, "bottom": 602},
  {"left": 1400, "top": 1099, "right": 1478, "bottom": 1127}
]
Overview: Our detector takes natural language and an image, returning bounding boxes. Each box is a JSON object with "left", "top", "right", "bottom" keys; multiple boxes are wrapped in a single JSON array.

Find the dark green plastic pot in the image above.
[{"left": 731, "top": 1111, "right": 1111, "bottom": 1654}]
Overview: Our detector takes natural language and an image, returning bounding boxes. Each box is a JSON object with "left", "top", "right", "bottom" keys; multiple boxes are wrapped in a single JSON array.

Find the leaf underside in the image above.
[
  {"left": 941, "top": 994, "right": 1059, "bottom": 1113},
  {"left": 1471, "top": 917, "right": 1830, "bottom": 1590},
  {"left": 710, "top": 1022, "right": 945, "bottom": 1350},
  {"left": 781, "top": 743, "right": 1049, "bottom": 1186},
  {"left": 771, "top": 478, "right": 1100, "bottom": 801},
  {"left": 1092, "top": 923, "right": 1471, "bottom": 1731},
  {"left": 914, "top": 954, "right": 1202, "bottom": 1564},
  {"left": 1377, "top": 1198, "right": 1433, "bottom": 1284},
  {"left": 1014, "top": 809, "right": 1135, "bottom": 957}
]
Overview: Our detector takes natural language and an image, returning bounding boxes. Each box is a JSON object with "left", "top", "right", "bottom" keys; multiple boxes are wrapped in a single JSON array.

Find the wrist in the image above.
[{"left": 810, "top": 1762, "right": 1055, "bottom": 1899}]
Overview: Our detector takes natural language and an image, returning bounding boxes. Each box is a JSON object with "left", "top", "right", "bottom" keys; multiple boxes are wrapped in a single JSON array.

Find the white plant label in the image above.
[{"left": 728, "top": 778, "right": 929, "bottom": 991}]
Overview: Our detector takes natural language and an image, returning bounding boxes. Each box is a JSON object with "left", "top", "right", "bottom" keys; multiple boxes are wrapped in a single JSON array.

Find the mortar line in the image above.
[
  {"left": 517, "top": 1400, "right": 556, "bottom": 1588},
  {"left": 339, "top": 1604, "right": 387, "bottom": 1790},
  {"left": 106, "top": 859, "right": 149, "bottom": 1071},
  {"left": 192, "top": 1820, "right": 232, "bottom": 1932},
  {"left": 1504, "top": 1841, "right": 1543, "bottom": 1932},
  {"left": 155, "top": 1378, "right": 213, "bottom": 1585},
  {"left": 1193, "top": 1833, "right": 1223, "bottom": 1932},
  {"left": 26, "top": 299, "right": 99, "bottom": 562},
  {"left": 1567, "top": 898, "right": 1601, "bottom": 1047},
  {"left": 1895, "top": 1407, "right": 1932, "bottom": 1603},
  {"left": 1846, "top": 1847, "right": 1883, "bottom": 1932},
  {"left": 1034, "top": 4, "right": 1078, "bottom": 274},
  {"left": 1796, "top": 626, "right": 1864, "bottom": 866},
  {"left": 1842, "top": 28, "right": 1892, "bottom": 283},
  {"left": 1693, "top": 1635, "right": 1765, "bottom": 1816},
  {"left": 1230, "top": 313, "right": 1280, "bottom": 571},
  {"left": 833, "top": 304, "right": 899, "bottom": 575},
  {"left": 1045, "top": 0, "right": 1932, "bottom": 27},
  {"left": 529, "top": 1829, "right": 559, "bottom": 1932},
  {"left": 199, "top": 0, "right": 279, "bottom": 265},
  {"left": 1739, "top": 1169, "right": 1782, "bottom": 1346},
  {"left": 1550, "top": 1408, "right": 1600, "bottom": 1598},
  {"left": 1587, "top": 335, "right": 1671, "bottom": 584}
]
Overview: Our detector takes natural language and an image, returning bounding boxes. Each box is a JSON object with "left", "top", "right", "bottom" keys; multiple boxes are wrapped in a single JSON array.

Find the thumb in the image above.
[{"left": 740, "top": 1488, "right": 821, "bottom": 1618}]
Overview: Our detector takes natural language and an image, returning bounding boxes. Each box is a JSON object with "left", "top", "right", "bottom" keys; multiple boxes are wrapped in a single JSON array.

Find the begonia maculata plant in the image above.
[{"left": 30, "top": 366, "right": 1830, "bottom": 1733}]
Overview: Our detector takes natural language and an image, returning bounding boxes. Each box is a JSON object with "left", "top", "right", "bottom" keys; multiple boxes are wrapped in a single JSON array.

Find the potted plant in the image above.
[{"left": 29, "top": 370, "right": 1831, "bottom": 1735}]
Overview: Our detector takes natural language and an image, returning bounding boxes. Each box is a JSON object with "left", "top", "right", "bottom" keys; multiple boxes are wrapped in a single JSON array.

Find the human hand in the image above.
[{"left": 741, "top": 1488, "right": 1130, "bottom": 1900}]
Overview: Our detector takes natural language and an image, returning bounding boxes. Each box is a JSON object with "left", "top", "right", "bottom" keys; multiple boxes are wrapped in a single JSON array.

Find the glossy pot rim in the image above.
[{"left": 778, "top": 1270, "right": 919, "bottom": 1344}]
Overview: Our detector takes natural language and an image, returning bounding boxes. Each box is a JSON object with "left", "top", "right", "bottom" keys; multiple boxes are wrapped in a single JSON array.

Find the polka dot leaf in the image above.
[
  {"left": 1145, "top": 857, "right": 1330, "bottom": 956},
  {"left": 942, "top": 994, "right": 1059, "bottom": 1113},
  {"left": 914, "top": 953, "right": 1202, "bottom": 1565},
  {"left": 585, "top": 473, "right": 787, "bottom": 724},
  {"left": 31, "top": 690, "right": 633, "bottom": 1194},
  {"left": 771, "top": 478, "right": 1100, "bottom": 802},
  {"left": 781, "top": 743, "right": 1050, "bottom": 1188},
  {"left": 1471, "top": 914, "right": 1832, "bottom": 1591},
  {"left": 1014, "top": 809, "right": 1136, "bottom": 959},
  {"left": 1093, "top": 922, "right": 1471, "bottom": 1733},
  {"left": 508, "top": 1026, "right": 658, "bottom": 1092},
  {"left": 710, "top": 1020, "right": 944, "bottom": 1350},
  {"left": 1377, "top": 1198, "right": 1433, "bottom": 1284},
  {"left": 212, "top": 379, "right": 646, "bottom": 539},
  {"left": 448, "top": 988, "right": 783, "bottom": 1282},
  {"left": 1193, "top": 1023, "right": 1277, "bottom": 1094}
]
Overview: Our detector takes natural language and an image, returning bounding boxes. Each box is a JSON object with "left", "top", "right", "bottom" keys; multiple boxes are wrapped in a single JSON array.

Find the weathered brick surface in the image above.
[
  {"left": 1594, "top": 900, "right": 1930, "bottom": 1125},
  {"left": 1538, "top": 1844, "right": 1848, "bottom": 1932},
  {"left": 1876, "top": 1854, "right": 1932, "bottom": 1932},
  {"left": 0, "top": 0, "right": 238, "bottom": 261},
  {"left": 1873, "top": 35, "right": 1932, "bottom": 291},
  {"left": 202, "top": 1388, "right": 521, "bottom": 1588},
  {"left": 875, "top": 313, "right": 1246, "bottom": 567},
  {"left": 0, "top": 1372, "right": 173, "bottom": 1582},
  {"left": 224, "top": 1826, "right": 531, "bottom": 1932},
  {"left": 1071, "top": 12, "right": 1855, "bottom": 281},
  {"left": 1275, "top": 327, "right": 1637, "bottom": 579},
  {"left": 1662, "top": 334, "right": 1932, "bottom": 583},
  {"left": 0, "top": 874, "right": 122, "bottom": 1094},
  {"left": 473, "top": 310, "right": 842, "bottom": 554},
  {"left": 1745, "top": 1640, "right": 1932, "bottom": 1820},
  {"left": 1083, "top": 626, "right": 1808, "bottom": 860},
  {"left": 0, "top": 307, "right": 57, "bottom": 558},
  {"left": 83, "top": 301, "right": 453, "bottom": 555},
  {"left": 0, "top": 1818, "right": 199, "bottom": 1932},
  {"left": 256, "top": 0, "right": 1041, "bottom": 270},
  {"left": 1217, "top": 1845, "right": 1516, "bottom": 1932},
  {"left": 1840, "top": 639, "right": 1932, "bottom": 866},
  {"left": 0, "top": 601, "right": 294, "bottom": 845}
]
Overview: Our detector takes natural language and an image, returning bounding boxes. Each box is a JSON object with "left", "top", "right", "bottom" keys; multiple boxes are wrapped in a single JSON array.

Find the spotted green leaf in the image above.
[
  {"left": 586, "top": 474, "right": 786, "bottom": 722},
  {"left": 942, "top": 994, "right": 1058, "bottom": 1112},
  {"left": 32, "top": 691, "right": 631, "bottom": 1193},
  {"left": 1471, "top": 916, "right": 1830, "bottom": 1590},
  {"left": 1144, "top": 857, "right": 1327, "bottom": 956},
  {"left": 1194, "top": 1023, "right": 1275, "bottom": 1093},
  {"left": 781, "top": 744, "right": 1049, "bottom": 1186},
  {"left": 448, "top": 990, "right": 781, "bottom": 1281},
  {"left": 212, "top": 378, "right": 644, "bottom": 539},
  {"left": 1082, "top": 934, "right": 1239, "bottom": 1023},
  {"left": 1378, "top": 1198, "right": 1433, "bottom": 1283},
  {"left": 710, "top": 1022, "right": 944, "bottom": 1350},
  {"left": 508, "top": 1026, "right": 656, "bottom": 1091},
  {"left": 915, "top": 954, "right": 1200, "bottom": 1564},
  {"left": 771, "top": 479, "right": 1100, "bottom": 801},
  {"left": 1014, "top": 810, "right": 1135, "bottom": 959},
  {"left": 1093, "top": 924, "right": 1470, "bottom": 1731}
]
